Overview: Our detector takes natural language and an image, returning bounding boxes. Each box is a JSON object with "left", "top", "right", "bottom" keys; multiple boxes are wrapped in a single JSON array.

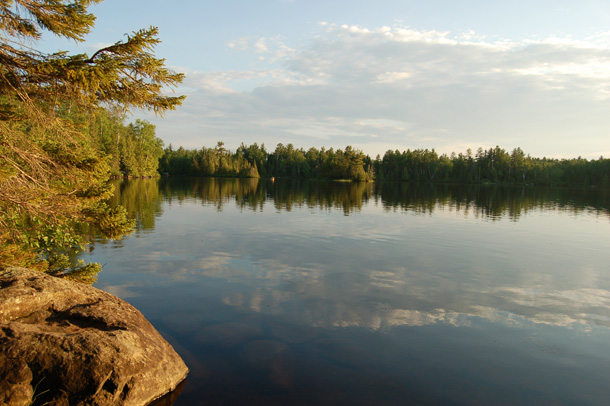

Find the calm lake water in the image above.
[{"left": 81, "top": 178, "right": 610, "bottom": 406}]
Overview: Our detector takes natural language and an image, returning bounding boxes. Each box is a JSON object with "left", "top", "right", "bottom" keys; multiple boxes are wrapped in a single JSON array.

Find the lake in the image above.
[{"left": 81, "top": 177, "right": 610, "bottom": 405}]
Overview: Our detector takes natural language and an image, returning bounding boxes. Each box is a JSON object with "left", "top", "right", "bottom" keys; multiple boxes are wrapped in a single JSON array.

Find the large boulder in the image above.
[{"left": 0, "top": 267, "right": 188, "bottom": 406}]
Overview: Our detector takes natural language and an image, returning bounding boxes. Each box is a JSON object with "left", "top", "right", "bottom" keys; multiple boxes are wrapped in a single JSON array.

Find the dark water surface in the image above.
[{"left": 82, "top": 178, "right": 610, "bottom": 405}]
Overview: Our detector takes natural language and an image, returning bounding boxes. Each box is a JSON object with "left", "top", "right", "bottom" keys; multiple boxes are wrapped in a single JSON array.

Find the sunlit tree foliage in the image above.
[{"left": 0, "top": 0, "right": 184, "bottom": 281}]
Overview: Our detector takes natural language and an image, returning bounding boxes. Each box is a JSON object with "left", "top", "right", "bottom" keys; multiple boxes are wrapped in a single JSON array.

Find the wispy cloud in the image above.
[{"left": 149, "top": 24, "right": 610, "bottom": 159}]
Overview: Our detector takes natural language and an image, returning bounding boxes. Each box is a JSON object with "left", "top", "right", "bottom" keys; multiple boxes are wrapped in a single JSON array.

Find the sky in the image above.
[{"left": 39, "top": 0, "right": 610, "bottom": 159}]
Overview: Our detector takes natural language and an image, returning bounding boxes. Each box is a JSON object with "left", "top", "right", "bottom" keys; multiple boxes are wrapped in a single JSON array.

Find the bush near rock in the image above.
[{"left": 0, "top": 267, "right": 188, "bottom": 406}]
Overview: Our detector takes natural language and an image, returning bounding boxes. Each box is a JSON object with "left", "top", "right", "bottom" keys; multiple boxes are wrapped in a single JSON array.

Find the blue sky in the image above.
[{"left": 40, "top": 0, "right": 610, "bottom": 159}]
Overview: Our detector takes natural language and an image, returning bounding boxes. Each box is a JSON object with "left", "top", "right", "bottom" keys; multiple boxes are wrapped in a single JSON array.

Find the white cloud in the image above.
[
  {"left": 254, "top": 38, "right": 268, "bottom": 53},
  {"left": 152, "top": 24, "right": 610, "bottom": 159},
  {"left": 227, "top": 37, "right": 249, "bottom": 50},
  {"left": 513, "top": 61, "right": 610, "bottom": 80},
  {"left": 375, "top": 71, "right": 412, "bottom": 83},
  {"left": 227, "top": 35, "right": 295, "bottom": 64}
]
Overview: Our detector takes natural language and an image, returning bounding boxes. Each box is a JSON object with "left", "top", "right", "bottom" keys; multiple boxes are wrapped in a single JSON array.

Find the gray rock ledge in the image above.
[{"left": 0, "top": 267, "right": 188, "bottom": 406}]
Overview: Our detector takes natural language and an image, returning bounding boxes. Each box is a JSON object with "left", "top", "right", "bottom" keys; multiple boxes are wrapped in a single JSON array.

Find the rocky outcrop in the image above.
[{"left": 0, "top": 267, "right": 188, "bottom": 406}]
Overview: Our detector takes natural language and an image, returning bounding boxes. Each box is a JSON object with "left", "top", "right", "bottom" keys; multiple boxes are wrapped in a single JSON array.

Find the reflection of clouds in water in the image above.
[
  {"left": 386, "top": 308, "right": 464, "bottom": 327},
  {"left": 498, "top": 287, "right": 610, "bottom": 308},
  {"left": 222, "top": 284, "right": 610, "bottom": 330},
  {"left": 467, "top": 306, "right": 523, "bottom": 326},
  {"left": 199, "top": 252, "right": 235, "bottom": 271},
  {"left": 212, "top": 259, "right": 610, "bottom": 331},
  {"left": 528, "top": 313, "right": 581, "bottom": 328},
  {"left": 104, "top": 198, "right": 609, "bottom": 333},
  {"left": 147, "top": 249, "right": 610, "bottom": 331},
  {"left": 492, "top": 287, "right": 610, "bottom": 328},
  {"left": 249, "top": 290, "right": 264, "bottom": 313},
  {"left": 315, "top": 306, "right": 467, "bottom": 329},
  {"left": 196, "top": 252, "right": 245, "bottom": 281},
  {"left": 138, "top": 250, "right": 170, "bottom": 261},
  {"left": 222, "top": 292, "right": 246, "bottom": 307},
  {"left": 369, "top": 270, "right": 406, "bottom": 289},
  {"left": 100, "top": 281, "right": 142, "bottom": 299}
]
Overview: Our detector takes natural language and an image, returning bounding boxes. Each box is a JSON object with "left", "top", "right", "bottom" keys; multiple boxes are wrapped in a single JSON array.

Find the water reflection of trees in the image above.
[
  {"left": 106, "top": 178, "right": 610, "bottom": 232},
  {"left": 159, "top": 177, "right": 266, "bottom": 211},
  {"left": 270, "top": 180, "right": 374, "bottom": 214},
  {"left": 107, "top": 178, "right": 163, "bottom": 231},
  {"left": 376, "top": 182, "right": 610, "bottom": 221},
  {"left": 157, "top": 177, "right": 375, "bottom": 214},
  {"left": 87, "top": 179, "right": 163, "bottom": 247}
]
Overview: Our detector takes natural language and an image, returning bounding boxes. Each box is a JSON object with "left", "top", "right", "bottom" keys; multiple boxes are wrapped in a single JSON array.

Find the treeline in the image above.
[
  {"left": 377, "top": 146, "right": 610, "bottom": 187},
  {"left": 159, "top": 143, "right": 610, "bottom": 187},
  {"left": 159, "top": 142, "right": 374, "bottom": 181},
  {"left": 91, "top": 111, "right": 164, "bottom": 178}
]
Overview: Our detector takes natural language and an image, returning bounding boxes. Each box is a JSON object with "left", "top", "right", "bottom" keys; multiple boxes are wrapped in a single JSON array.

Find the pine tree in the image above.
[{"left": 0, "top": 0, "right": 184, "bottom": 281}]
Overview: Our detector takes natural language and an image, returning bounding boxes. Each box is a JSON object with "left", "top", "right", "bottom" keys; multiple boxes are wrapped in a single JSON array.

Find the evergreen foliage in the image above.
[
  {"left": 375, "top": 146, "right": 610, "bottom": 187},
  {"left": 0, "top": 0, "right": 183, "bottom": 281},
  {"left": 159, "top": 143, "right": 376, "bottom": 182},
  {"left": 160, "top": 142, "right": 610, "bottom": 187}
]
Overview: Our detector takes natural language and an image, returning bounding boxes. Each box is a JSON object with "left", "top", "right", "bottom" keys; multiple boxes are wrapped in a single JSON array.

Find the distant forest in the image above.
[{"left": 159, "top": 142, "right": 610, "bottom": 187}]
